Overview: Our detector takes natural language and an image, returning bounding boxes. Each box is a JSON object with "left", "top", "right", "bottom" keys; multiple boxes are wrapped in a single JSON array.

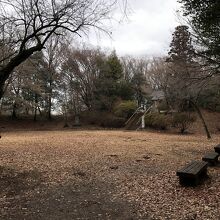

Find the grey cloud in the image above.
[{"left": 81, "top": 0, "right": 180, "bottom": 57}]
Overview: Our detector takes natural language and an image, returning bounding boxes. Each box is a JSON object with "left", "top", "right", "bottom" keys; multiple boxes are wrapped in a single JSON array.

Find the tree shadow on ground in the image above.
[
  {"left": 25, "top": 180, "right": 140, "bottom": 220},
  {"left": 0, "top": 166, "right": 43, "bottom": 196},
  {"left": 0, "top": 167, "right": 142, "bottom": 220}
]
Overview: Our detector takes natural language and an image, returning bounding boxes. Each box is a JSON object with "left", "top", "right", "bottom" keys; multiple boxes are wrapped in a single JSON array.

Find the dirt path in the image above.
[{"left": 0, "top": 130, "right": 220, "bottom": 219}]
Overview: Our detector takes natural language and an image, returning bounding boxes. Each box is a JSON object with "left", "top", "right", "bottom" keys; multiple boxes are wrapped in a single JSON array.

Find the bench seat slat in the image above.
[
  {"left": 177, "top": 161, "right": 208, "bottom": 186},
  {"left": 178, "top": 161, "right": 196, "bottom": 173},
  {"left": 202, "top": 152, "right": 219, "bottom": 160},
  {"left": 202, "top": 152, "right": 219, "bottom": 166},
  {"left": 177, "top": 161, "right": 208, "bottom": 176}
]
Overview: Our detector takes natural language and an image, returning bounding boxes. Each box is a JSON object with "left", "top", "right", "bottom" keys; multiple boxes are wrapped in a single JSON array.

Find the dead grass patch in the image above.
[{"left": 0, "top": 130, "right": 220, "bottom": 219}]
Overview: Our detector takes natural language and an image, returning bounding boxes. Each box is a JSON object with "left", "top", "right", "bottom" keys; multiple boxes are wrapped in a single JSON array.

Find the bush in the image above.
[
  {"left": 80, "top": 111, "right": 125, "bottom": 128},
  {"left": 113, "top": 100, "right": 137, "bottom": 119},
  {"left": 172, "top": 112, "right": 196, "bottom": 133},
  {"left": 158, "top": 100, "right": 169, "bottom": 112},
  {"left": 80, "top": 111, "right": 100, "bottom": 125},
  {"left": 100, "top": 115, "right": 125, "bottom": 128},
  {"left": 215, "top": 105, "right": 220, "bottom": 113},
  {"left": 145, "top": 112, "right": 170, "bottom": 130}
]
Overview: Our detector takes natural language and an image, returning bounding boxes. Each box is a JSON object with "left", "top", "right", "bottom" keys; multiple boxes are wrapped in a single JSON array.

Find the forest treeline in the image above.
[
  {"left": 0, "top": 1, "right": 219, "bottom": 135},
  {"left": 0, "top": 39, "right": 149, "bottom": 120},
  {"left": 0, "top": 30, "right": 220, "bottom": 125}
]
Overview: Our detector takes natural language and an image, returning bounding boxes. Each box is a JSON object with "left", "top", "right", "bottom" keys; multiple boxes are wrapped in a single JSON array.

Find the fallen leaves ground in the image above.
[{"left": 0, "top": 130, "right": 219, "bottom": 219}]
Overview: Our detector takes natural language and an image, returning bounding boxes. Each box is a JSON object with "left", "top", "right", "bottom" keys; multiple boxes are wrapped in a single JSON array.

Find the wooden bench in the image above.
[
  {"left": 214, "top": 144, "right": 220, "bottom": 154},
  {"left": 176, "top": 161, "right": 208, "bottom": 186},
  {"left": 202, "top": 152, "right": 219, "bottom": 166}
]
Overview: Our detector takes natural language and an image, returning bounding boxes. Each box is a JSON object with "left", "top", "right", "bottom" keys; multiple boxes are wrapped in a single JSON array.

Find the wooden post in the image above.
[{"left": 141, "top": 115, "right": 145, "bottom": 129}]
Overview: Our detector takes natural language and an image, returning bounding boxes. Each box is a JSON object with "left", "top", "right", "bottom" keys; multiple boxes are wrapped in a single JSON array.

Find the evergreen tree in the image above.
[
  {"left": 179, "top": 0, "right": 220, "bottom": 70},
  {"left": 167, "top": 25, "right": 211, "bottom": 138},
  {"left": 166, "top": 25, "right": 198, "bottom": 110},
  {"left": 167, "top": 25, "right": 195, "bottom": 67},
  {"left": 166, "top": 25, "right": 197, "bottom": 96},
  {"left": 130, "top": 60, "right": 149, "bottom": 106},
  {"left": 106, "top": 51, "right": 123, "bottom": 80},
  {"left": 95, "top": 51, "right": 126, "bottom": 111}
]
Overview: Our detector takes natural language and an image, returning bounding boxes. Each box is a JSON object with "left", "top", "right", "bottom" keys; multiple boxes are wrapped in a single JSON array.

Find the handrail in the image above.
[
  {"left": 135, "top": 105, "right": 153, "bottom": 130},
  {"left": 125, "top": 107, "right": 142, "bottom": 125},
  {"left": 143, "top": 105, "right": 153, "bottom": 116},
  {"left": 125, "top": 105, "right": 153, "bottom": 126},
  {"left": 136, "top": 105, "right": 153, "bottom": 126}
]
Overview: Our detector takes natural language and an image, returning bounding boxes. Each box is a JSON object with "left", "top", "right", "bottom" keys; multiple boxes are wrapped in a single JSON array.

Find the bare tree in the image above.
[
  {"left": 0, "top": 0, "right": 123, "bottom": 100},
  {"left": 61, "top": 45, "right": 105, "bottom": 111},
  {"left": 121, "top": 56, "right": 150, "bottom": 106},
  {"left": 147, "top": 57, "right": 170, "bottom": 96},
  {"left": 43, "top": 36, "right": 62, "bottom": 120}
]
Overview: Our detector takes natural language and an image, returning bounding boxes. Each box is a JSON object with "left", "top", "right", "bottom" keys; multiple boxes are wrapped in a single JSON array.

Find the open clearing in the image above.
[{"left": 0, "top": 130, "right": 220, "bottom": 219}]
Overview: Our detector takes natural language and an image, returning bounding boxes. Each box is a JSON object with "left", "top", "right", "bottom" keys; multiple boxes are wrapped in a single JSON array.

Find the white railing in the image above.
[{"left": 125, "top": 105, "right": 153, "bottom": 128}]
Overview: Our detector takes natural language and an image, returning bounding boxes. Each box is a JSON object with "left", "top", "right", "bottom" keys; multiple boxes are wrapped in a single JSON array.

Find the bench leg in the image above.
[
  {"left": 200, "top": 169, "right": 208, "bottom": 178},
  {"left": 179, "top": 173, "right": 208, "bottom": 186},
  {"left": 207, "top": 160, "right": 217, "bottom": 166},
  {"left": 179, "top": 177, "right": 186, "bottom": 186},
  {"left": 212, "top": 159, "right": 218, "bottom": 166},
  {"left": 179, "top": 176, "right": 199, "bottom": 186},
  {"left": 194, "top": 177, "right": 199, "bottom": 186}
]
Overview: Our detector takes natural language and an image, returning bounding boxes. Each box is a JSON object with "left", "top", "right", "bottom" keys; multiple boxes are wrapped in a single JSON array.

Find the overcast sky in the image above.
[{"left": 83, "top": 0, "right": 181, "bottom": 57}]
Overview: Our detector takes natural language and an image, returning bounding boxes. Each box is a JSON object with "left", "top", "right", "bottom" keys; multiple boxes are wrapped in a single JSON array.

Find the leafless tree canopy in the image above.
[{"left": 0, "top": 0, "right": 122, "bottom": 99}]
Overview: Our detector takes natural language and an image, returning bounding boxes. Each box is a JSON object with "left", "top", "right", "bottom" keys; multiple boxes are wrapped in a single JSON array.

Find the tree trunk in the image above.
[
  {"left": 48, "top": 93, "right": 52, "bottom": 120},
  {"left": 0, "top": 76, "right": 7, "bottom": 100},
  {"left": 0, "top": 96, "right": 5, "bottom": 114},
  {"left": 34, "top": 94, "right": 38, "bottom": 121},
  {"left": 47, "top": 78, "right": 53, "bottom": 120},
  {"left": 0, "top": 44, "right": 43, "bottom": 100},
  {"left": 34, "top": 107, "right": 37, "bottom": 121},
  {"left": 63, "top": 107, "right": 68, "bottom": 127},
  {"left": 191, "top": 101, "right": 211, "bottom": 139},
  {"left": 38, "top": 106, "right": 42, "bottom": 116},
  {"left": 11, "top": 102, "right": 17, "bottom": 120}
]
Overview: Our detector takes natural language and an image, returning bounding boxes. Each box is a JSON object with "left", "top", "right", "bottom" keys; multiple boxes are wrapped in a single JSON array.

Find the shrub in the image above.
[
  {"left": 158, "top": 100, "right": 169, "bottom": 112},
  {"left": 113, "top": 100, "right": 137, "bottom": 119},
  {"left": 80, "top": 111, "right": 125, "bottom": 128},
  {"left": 100, "top": 115, "right": 125, "bottom": 128},
  {"left": 215, "top": 105, "right": 220, "bottom": 113},
  {"left": 172, "top": 112, "right": 196, "bottom": 133},
  {"left": 80, "top": 111, "right": 100, "bottom": 125},
  {"left": 144, "top": 113, "right": 155, "bottom": 127},
  {"left": 145, "top": 112, "right": 170, "bottom": 130}
]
